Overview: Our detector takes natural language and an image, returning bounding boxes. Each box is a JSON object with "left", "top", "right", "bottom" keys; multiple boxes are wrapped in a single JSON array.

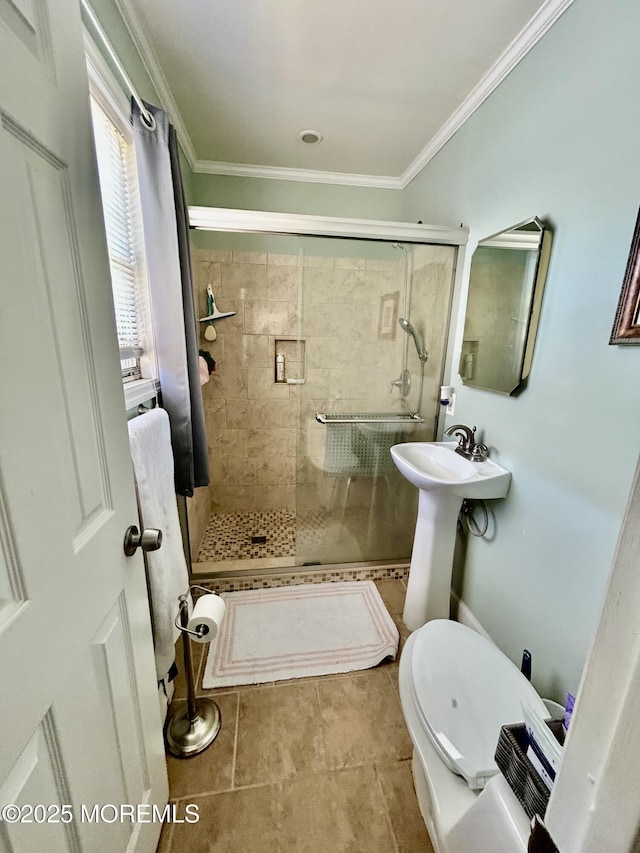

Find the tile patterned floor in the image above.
[
  {"left": 195, "top": 507, "right": 408, "bottom": 567},
  {"left": 197, "top": 564, "right": 410, "bottom": 593},
  {"left": 158, "top": 579, "right": 434, "bottom": 853},
  {"left": 195, "top": 508, "right": 358, "bottom": 562},
  {"left": 196, "top": 510, "right": 296, "bottom": 561}
]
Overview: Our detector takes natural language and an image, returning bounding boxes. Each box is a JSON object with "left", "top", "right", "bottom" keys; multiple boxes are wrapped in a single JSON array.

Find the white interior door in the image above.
[{"left": 0, "top": 1, "right": 168, "bottom": 851}]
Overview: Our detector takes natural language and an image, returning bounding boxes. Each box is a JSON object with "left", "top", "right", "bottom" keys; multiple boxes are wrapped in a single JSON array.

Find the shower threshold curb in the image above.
[{"left": 190, "top": 560, "right": 410, "bottom": 594}]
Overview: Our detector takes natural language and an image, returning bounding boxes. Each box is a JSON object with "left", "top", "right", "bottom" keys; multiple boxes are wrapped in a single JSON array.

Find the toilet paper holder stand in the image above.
[{"left": 165, "top": 585, "right": 221, "bottom": 758}]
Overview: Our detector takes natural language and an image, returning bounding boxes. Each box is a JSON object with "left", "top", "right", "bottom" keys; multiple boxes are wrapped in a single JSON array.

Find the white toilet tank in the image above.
[{"left": 410, "top": 619, "right": 549, "bottom": 789}]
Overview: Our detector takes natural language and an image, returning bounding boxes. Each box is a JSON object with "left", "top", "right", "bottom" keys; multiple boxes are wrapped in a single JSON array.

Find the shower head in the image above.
[{"left": 399, "top": 317, "right": 428, "bottom": 362}]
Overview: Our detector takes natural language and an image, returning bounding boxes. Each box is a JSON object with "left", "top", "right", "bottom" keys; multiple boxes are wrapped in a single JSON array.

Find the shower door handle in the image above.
[{"left": 123, "top": 525, "right": 163, "bottom": 557}]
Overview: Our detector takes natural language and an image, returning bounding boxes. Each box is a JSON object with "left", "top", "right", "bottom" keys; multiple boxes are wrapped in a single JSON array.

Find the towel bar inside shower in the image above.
[{"left": 315, "top": 412, "right": 424, "bottom": 425}]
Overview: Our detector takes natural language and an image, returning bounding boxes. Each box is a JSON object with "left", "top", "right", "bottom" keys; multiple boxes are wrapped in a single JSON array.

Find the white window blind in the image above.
[{"left": 90, "top": 96, "right": 144, "bottom": 382}]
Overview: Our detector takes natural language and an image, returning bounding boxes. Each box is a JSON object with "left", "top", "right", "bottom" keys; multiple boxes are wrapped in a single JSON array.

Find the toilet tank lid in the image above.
[{"left": 411, "top": 620, "right": 549, "bottom": 790}]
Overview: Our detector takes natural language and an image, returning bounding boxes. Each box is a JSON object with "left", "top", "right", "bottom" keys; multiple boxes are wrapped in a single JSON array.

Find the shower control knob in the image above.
[{"left": 123, "top": 525, "right": 163, "bottom": 557}]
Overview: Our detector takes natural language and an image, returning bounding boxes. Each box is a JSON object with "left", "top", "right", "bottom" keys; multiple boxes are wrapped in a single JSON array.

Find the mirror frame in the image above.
[
  {"left": 610, "top": 206, "right": 640, "bottom": 344},
  {"left": 461, "top": 216, "right": 553, "bottom": 396}
]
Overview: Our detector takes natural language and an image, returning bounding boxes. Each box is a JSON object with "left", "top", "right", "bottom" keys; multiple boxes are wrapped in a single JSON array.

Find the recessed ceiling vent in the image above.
[{"left": 298, "top": 129, "right": 323, "bottom": 144}]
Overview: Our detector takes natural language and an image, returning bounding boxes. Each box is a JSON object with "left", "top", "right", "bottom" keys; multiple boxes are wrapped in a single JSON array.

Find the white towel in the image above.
[{"left": 128, "top": 408, "right": 189, "bottom": 680}]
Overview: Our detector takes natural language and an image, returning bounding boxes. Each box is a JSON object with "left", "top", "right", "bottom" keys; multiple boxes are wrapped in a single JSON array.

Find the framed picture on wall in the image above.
[
  {"left": 610, "top": 206, "right": 640, "bottom": 344},
  {"left": 378, "top": 291, "right": 399, "bottom": 339}
]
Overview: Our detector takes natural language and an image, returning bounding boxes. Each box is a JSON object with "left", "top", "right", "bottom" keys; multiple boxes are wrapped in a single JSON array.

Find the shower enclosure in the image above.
[{"left": 186, "top": 218, "right": 461, "bottom": 577}]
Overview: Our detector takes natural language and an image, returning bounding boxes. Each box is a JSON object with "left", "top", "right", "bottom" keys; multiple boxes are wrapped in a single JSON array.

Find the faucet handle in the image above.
[{"left": 470, "top": 442, "right": 488, "bottom": 462}]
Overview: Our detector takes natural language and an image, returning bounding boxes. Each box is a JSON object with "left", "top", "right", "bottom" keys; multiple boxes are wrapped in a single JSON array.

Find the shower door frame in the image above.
[
  {"left": 188, "top": 206, "right": 470, "bottom": 576},
  {"left": 189, "top": 206, "right": 468, "bottom": 246}
]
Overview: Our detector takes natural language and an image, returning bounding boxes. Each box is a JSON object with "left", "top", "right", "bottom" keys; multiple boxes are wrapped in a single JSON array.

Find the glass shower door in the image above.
[
  {"left": 190, "top": 226, "right": 456, "bottom": 573},
  {"left": 293, "top": 236, "right": 457, "bottom": 567}
]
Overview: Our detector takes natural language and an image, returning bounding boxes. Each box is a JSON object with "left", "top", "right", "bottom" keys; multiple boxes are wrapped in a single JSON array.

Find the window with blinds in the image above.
[{"left": 90, "top": 96, "right": 145, "bottom": 382}]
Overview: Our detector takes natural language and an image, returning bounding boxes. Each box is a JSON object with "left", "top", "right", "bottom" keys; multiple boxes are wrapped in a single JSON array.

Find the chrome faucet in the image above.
[{"left": 444, "top": 424, "right": 488, "bottom": 462}]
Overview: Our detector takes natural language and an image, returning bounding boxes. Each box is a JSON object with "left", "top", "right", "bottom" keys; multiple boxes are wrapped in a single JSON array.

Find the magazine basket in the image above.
[{"left": 494, "top": 721, "right": 565, "bottom": 820}]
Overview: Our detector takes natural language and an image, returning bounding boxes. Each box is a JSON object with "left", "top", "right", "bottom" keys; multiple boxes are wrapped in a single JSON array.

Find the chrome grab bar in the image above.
[{"left": 315, "top": 412, "right": 424, "bottom": 425}]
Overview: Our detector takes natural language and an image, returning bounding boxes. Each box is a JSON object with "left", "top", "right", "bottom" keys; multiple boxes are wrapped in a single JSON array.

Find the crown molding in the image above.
[
  {"left": 399, "top": 0, "right": 576, "bottom": 188},
  {"left": 194, "top": 159, "right": 403, "bottom": 189},
  {"left": 113, "top": 0, "right": 198, "bottom": 169}
]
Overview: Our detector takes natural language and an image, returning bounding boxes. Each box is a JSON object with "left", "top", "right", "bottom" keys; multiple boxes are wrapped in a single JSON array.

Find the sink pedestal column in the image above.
[{"left": 403, "top": 489, "right": 463, "bottom": 630}]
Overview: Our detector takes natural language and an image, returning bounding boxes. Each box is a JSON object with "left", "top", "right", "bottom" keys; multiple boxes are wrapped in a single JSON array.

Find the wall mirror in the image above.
[{"left": 460, "top": 216, "right": 552, "bottom": 395}]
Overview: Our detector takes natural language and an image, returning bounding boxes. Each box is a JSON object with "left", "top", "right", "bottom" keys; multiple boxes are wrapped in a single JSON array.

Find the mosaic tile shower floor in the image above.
[
  {"left": 195, "top": 509, "right": 379, "bottom": 564},
  {"left": 196, "top": 511, "right": 297, "bottom": 561},
  {"left": 194, "top": 507, "right": 411, "bottom": 575}
]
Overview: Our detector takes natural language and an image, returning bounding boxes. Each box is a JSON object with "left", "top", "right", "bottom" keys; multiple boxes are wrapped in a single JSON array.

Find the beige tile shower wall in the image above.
[
  {"left": 195, "top": 249, "right": 296, "bottom": 513},
  {"left": 194, "top": 247, "right": 409, "bottom": 514},
  {"left": 298, "top": 256, "right": 407, "bottom": 513}
]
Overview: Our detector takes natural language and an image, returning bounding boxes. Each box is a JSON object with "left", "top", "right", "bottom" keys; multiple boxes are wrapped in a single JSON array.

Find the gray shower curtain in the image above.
[{"left": 132, "top": 100, "right": 209, "bottom": 496}]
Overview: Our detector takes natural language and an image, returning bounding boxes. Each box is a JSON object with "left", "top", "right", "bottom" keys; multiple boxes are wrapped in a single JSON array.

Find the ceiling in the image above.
[{"left": 124, "top": 0, "right": 568, "bottom": 187}]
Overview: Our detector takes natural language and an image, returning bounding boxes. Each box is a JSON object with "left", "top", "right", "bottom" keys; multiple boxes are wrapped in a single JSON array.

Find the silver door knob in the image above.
[{"left": 123, "top": 525, "right": 163, "bottom": 557}]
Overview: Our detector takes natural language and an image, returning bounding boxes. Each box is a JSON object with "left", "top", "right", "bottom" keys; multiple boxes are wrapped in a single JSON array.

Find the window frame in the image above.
[{"left": 85, "top": 31, "right": 159, "bottom": 410}]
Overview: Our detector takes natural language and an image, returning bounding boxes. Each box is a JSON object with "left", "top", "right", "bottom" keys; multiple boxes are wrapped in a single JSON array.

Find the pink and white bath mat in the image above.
[{"left": 201, "top": 581, "right": 399, "bottom": 688}]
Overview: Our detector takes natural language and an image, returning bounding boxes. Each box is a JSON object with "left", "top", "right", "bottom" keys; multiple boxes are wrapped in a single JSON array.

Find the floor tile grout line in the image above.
[
  {"left": 161, "top": 804, "right": 176, "bottom": 853},
  {"left": 314, "top": 680, "right": 331, "bottom": 774},
  {"left": 385, "top": 667, "right": 406, "bottom": 718},
  {"left": 231, "top": 690, "right": 240, "bottom": 789},
  {"left": 373, "top": 765, "right": 401, "bottom": 853},
  {"left": 169, "top": 758, "right": 418, "bottom": 806},
  {"left": 170, "top": 778, "right": 279, "bottom": 802},
  {"left": 174, "top": 759, "right": 408, "bottom": 802},
  {"left": 194, "top": 665, "right": 397, "bottom": 699}
]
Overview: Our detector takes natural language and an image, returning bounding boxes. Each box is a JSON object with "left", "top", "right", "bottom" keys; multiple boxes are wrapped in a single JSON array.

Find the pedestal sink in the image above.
[{"left": 391, "top": 442, "right": 511, "bottom": 630}]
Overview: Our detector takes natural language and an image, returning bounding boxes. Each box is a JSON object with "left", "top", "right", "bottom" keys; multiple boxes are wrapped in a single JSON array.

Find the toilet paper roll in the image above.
[{"left": 187, "top": 594, "right": 226, "bottom": 644}]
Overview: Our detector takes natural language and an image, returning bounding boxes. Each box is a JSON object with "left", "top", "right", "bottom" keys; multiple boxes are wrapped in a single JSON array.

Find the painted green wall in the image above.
[
  {"left": 89, "top": 0, "right": 159, "bottom": 103},
  {"left": 191, "top": 173, "right": 404, "bottom": 221},
  {"left": 190, "top": 230, "right": 407, "bottom": 262},
  {"left": 401, "top": 0, "right": 640, "bottom": 699}
]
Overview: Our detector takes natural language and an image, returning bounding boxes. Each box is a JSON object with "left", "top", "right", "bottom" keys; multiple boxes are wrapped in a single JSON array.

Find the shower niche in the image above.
[{"left": 274, "top": 337, "right": 306, "bottom": 385}]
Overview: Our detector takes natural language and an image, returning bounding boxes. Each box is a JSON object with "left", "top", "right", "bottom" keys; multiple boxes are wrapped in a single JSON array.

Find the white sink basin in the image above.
[
  {"left": 391, "top": 442, "right": 511, "bottom": 499},
  {"left": 390, "top": 441, "right": 511, "bottom": 629}
]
